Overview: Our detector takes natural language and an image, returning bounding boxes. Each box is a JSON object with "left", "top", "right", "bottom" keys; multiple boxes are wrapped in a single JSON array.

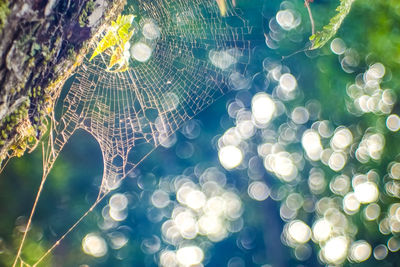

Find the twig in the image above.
[
  {"left": 0, "top": 157, "right": 10, "bottom": 174},
  {"left": 281, "top": 46, "right": 310, "bottom": 61},
  {"left": 12, "top": 151, "right": 49, "bottom": 267},
  {"left": 304, "top": 0, "right": 315, "bottom": 36}
]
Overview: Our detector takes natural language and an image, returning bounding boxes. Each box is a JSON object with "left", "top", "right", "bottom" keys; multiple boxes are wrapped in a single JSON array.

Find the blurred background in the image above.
[{"left": 1, "top": 0, "right": 400, "bottom": 266}]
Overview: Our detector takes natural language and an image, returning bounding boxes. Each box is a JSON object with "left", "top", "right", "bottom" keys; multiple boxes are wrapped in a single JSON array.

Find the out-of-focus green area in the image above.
[{"left": 1, "top": 0, "right": 400, "bottom": 266}]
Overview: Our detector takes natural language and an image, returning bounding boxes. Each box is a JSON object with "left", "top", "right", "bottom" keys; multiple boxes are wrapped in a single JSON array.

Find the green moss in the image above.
[
  {"left": 41, "top": 45, "right": 52, "bottom": 62},
  {"left": 0, "top": 84, "right": 50, "bottom": 160},
  {"left": 66, "top": 43, "right": 76, "bottom": 60},
  {"left": 0, "top": 0, "right": 9, "bottom": 32},
  {"left": 0, "top": 0, "right": 127, "bottom": 162},
  {"left": 30, "top": 42, "right": 41, "bottom": 56},
  {"left": 79, "top": 0, "right": 95, "bottom": 27},
  {"left": 0, "top": 99, "right": 35, "bottom": 159}
]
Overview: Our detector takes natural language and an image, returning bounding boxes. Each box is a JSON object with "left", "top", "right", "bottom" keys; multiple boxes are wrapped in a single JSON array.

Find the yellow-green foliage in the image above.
[
  {"left": 90, "top": 14, "right": 136, "bottom": 72},
  {"left": 310, "top": 0, "right": 356, "bottom": 49}
]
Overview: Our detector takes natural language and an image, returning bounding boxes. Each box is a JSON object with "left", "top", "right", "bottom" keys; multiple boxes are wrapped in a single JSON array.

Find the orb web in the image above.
[
  {"left": 46, "top": 0, "right": 257, "bottom": 196},
  {"left": 12, "top": 1, "right": 265, "bottom": 265}
]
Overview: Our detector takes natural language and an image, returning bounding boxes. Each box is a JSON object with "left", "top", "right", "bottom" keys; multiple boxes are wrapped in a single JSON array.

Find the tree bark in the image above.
[{"left": 0, "top": 0, "right": 125, "bottom": 163}]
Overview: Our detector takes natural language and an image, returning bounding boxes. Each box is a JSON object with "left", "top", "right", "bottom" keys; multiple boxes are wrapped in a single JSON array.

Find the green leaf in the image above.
[
  {"left": 89, "top": 28, "right": 118, "bottom": 61},
  {"left": 310, "top": 0, "right": 356, "bottom": 50},
  {"left": 89, "top": 14, "right": 135, "bottom": 62}
]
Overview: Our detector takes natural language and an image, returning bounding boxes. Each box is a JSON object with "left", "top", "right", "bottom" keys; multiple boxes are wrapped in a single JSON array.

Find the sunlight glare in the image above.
[
  {"left": 251, "top": 93, "right": 276, "bottom": 125},
  {"left": 287, "top": 220, "right": 311, "bottom": 244},
  {"left": 176, "top": 246, "right": 204, "bottom": 266},
  {"left": 322, "top": 236, "right": 348, "bottom": 264},
  {"left": 312, "top": 219, "right": 332, "bottom": 242},
  {"left": 302, "top": 130, "right": 323, "bottom": 161},
  {"left": 219, "top": 145, "right": 243, "bottom": 169},
  {"left": 354, "top": 182, "right": 379, "bottom": 204},
  {"left": 186, "top": 189, "right": 207, "bottom": 210}
]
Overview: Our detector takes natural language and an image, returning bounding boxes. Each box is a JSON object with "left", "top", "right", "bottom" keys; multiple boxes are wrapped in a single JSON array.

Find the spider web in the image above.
[
  {"left": 47, "top": 0, "right": 255, "bottom": 196},
  {"left": 14, "top": 0, "right": 261, "bottom": 265}
]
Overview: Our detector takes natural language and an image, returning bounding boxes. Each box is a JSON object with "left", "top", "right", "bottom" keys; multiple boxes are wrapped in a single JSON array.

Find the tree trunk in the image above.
[{"left": 0, "top": 0, "right": 125, "bottom": 163}]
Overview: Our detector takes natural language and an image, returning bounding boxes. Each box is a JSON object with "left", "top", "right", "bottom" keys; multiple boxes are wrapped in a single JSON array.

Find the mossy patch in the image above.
[
  {"left": 79, "top": 0, "right": 95, "bottom": 27},
  {"left": 0, "top": 0, "right": 9, "bottom": 32}
]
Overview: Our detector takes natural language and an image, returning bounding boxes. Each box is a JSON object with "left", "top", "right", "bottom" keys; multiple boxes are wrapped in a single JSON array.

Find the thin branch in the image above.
[
  {"left": 304, "top": 0, "right": 315, "bottom": 36},
  {"left": 281, "top": 46, "right": 310, "bottom": 61},
  {"left": 32, "top": 201, "right": 101, "bottom": 266},
  {"left": 0, "top": 157, "right": 10, "bottom": 173},
  {"left": 28, "top": 145, "right": 159, "bottom": 265},
  {"left": 12, "top": 157, "right": 49, "bottom": 267}
]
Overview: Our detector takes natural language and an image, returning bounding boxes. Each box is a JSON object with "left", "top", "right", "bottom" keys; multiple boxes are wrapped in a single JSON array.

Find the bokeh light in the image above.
[
  {"left": 322, "top": 236, "right": 348, "bottom": 264},
  {"left": 251, "top": 93, "right": 276, "bottom": 125},
  {"left": 387, "top": 114, "right": 400, "bottom": 132},
  {"left": 248, "top": 181, "right": 270, "bottom": 201},
  {"left": 349, "top": 240, "right": 372, "bottom": 263},
  {"left": 6, "top": 2, "right": 400, "bottom": 267},
  {"left": 218, "top": 145, "right": 243, "bottom": 169},
  {"left": 82, "top": 233, "right": 108, "bottom": 258},
  {"left": 176, "top": 246, "right": 204, "bottom": 266},
  {"left": 354, "top": 181, "right": 379, "bottom": 204},
  {"left": 312, "top": 219, "right": 332, "bottom": 242},
  {"left": 286, "top": 220, "right": 311, "bottom": 244}
]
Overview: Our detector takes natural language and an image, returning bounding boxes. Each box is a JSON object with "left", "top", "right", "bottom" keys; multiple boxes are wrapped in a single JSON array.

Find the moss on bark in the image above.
[{"left": 0, "top": 0, "right": 126, "bottom": 163}]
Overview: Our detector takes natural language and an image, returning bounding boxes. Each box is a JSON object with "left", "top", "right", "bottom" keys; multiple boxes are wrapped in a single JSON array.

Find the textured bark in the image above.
[{"left": 0, "top": 0, "right": 126, "bottom": 162}]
